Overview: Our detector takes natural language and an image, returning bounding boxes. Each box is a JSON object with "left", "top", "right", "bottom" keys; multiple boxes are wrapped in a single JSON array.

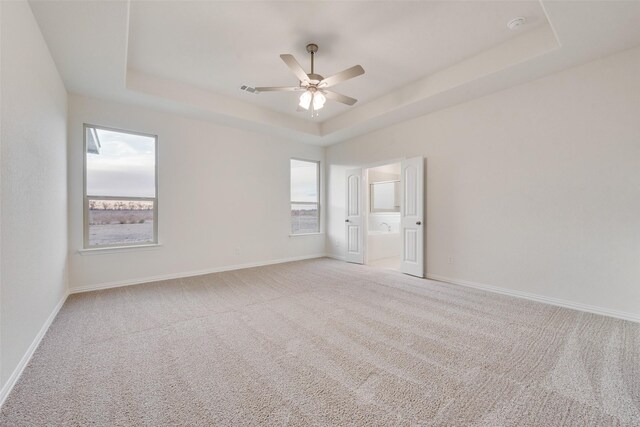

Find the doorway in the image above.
[
  {"left": 366, "top": 163, "right": 401, "bottom": 271},
  {"left": 344, "top": 157, "right": 424, "bottom": 277}
]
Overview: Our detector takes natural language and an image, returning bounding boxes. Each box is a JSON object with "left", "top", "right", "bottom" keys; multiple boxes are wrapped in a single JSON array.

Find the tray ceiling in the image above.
[{"left": 28, "top": 1, "right": 640, "bottom": 145}]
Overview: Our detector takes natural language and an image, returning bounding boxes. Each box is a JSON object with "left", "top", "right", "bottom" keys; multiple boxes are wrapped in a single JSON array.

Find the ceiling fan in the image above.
[{"left": 255, "top": 43, "right": 365, "bottom": 116}]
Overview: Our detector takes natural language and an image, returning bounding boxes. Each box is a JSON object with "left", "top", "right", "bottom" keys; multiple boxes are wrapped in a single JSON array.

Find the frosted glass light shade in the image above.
[
  {"left": 299, "top": 91, "right": 312, "bottom": 110},
  {"left": 313, "top": 92, "right": 326, "bottom": 110}
]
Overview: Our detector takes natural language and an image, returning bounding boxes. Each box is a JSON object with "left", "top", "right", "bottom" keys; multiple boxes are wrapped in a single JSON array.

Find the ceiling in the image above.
[
  {"left": 127, "top": 1, "right": 547, "bottom": 121},
  {"left": 28, "top": 1, "right": 640, "bottom": 145}
]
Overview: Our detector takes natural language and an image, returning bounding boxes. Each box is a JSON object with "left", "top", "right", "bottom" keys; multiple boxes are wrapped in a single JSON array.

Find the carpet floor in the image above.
[{"left": 1, "top": 258, "right": 638, "bottom": 426}]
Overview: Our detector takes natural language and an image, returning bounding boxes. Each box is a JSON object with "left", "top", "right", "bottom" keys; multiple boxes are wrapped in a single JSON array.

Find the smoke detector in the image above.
[{"left": 507, "top": 17, "right": 526, "bottom": 30}]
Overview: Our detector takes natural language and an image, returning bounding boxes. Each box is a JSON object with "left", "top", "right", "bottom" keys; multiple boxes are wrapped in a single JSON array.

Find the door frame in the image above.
[{"left": 358, "top": 157, "right": 407, "bottom": 267}]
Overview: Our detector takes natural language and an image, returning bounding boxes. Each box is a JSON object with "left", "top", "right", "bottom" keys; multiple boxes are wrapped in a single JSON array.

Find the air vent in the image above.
[
  {"left": 507, "top": 17, "right": 526, "bottom": 30},
  {"left": 240, "top": 85, "right": 258, "bottom": 94}
]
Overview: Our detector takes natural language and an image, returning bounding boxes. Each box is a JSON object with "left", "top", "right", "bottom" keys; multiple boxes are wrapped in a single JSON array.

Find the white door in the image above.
[
  {"left": 400, "top": 157, "right": 424, "bottom": 277},
  {"left": 345, "top": 168, "right": 364, "bottom": 264}
]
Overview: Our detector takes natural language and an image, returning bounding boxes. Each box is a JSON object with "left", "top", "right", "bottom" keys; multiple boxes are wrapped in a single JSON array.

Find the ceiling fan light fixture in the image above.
[
  {"left": 313, "top": 92, "right": 326, "bottom": 110},
  {"left": 255, "top": 43, "right": 364, "bottom": 113},
  {"left": 299, "top": 90, "right": 312, "bottom": 110}
]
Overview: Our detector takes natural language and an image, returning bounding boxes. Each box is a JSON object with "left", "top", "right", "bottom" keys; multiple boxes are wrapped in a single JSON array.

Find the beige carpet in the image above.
[{"left": 1, "top": 258, "right": 638, "bottom": 426}]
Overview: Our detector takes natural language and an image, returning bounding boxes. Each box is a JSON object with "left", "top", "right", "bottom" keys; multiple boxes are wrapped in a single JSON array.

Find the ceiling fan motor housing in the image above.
[{"left": 306, "top": 73, "right": 324, "bottom": 84}]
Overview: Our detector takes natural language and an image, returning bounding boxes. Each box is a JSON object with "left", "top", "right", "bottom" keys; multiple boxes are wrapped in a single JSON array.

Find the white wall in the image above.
[
  {"left": 1, "top": 0, "right": 68, "bottom": 390},
  {"left": 326, "top": 46, "right": 640, "bottom": 319},
  {"left": 68, "top": 95, "right": 325, "bottom": 291}
]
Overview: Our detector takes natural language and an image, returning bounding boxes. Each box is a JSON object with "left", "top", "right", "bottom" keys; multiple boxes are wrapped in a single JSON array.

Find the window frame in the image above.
[
  {"left": 83, "top": 123, "right": 159, "bottom": 249},
  {"left": 289, "top": 158, "right": 321, "bottom": 235}
]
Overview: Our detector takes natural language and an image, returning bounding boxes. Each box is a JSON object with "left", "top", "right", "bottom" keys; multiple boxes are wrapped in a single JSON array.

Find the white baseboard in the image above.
[
  {"left": 426, "top": 273, "right": 640, "bottom": 324},
  {"left": 326, "top": 253, "right": 346, "bottom": 261},
  {"left": 0, "top": 292, "right": 68, "bottom": 408},
  {"left": 69, "top": 254, "right": 328, "bottom": 294}
]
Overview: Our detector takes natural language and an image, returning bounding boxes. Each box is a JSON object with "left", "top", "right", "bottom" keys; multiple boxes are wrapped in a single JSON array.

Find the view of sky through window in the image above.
[
  {"left": 86, "top": 128, "right": 156, "bottom": 197},
  {"left": 290, "top": 159, "right": 318, "bottom": 203}
]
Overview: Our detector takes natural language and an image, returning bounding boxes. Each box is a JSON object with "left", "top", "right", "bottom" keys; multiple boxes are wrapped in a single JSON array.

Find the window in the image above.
[
  {"left": 84, "top": 125, "right": 158, "bottom": 248},
  {"left": 290, "top": 159, "right": 320, "bottom": 234}
]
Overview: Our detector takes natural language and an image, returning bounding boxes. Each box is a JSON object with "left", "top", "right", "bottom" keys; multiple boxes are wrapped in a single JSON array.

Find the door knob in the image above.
[
  {"left": 345, "top": 219, "right": 350, "bottom": 223},
  {"left": 416, "top": 221, "right": 422, "bottom": 225}
]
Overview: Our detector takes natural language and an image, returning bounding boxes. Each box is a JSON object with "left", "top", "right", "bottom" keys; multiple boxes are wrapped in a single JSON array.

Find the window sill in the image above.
[
  {"left": 289, "top": 233, "right": 324, "bottom": 237},
  {"left": 77, "top": 243, "right": 162, "bottom": 255}
]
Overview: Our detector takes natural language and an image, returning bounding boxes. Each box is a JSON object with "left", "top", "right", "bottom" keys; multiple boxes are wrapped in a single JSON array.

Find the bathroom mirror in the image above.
[{"left": 370, "top": 181, "right": 400, "bottom": 212}]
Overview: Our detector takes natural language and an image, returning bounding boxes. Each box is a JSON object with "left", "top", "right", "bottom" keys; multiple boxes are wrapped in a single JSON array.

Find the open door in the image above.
[
  {"left": 345, "top": 168, "right": 364, "bottom": 264},
  {"left": 400, "top": 157, "right": 424, "bottom": 277}
]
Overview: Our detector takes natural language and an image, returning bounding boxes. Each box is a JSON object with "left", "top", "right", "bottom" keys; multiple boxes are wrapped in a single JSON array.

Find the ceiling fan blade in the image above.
[
  {"left": 318, "top": 65, "right": 364, "bottom": 88},
  {"left": 322, "top": 90, "right": 357, "bottom": 106},
  {"left": 255, "top": 86, "right": 303, "bottom": 93},
  {"left": 280, "top": 54, "right": 309, "bottom": 83}
]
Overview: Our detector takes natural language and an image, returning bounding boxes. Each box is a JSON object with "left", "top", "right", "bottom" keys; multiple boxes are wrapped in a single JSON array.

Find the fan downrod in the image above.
[{"left": 306, "top": 43, "right": 321, "bottom": 80}]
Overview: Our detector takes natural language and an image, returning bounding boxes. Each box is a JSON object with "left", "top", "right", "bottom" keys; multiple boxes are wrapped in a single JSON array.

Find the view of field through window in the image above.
[
  {"left": 85, "top": 127, "right": 157, "bottom": 247},
  {"left": 290, "top": 159, "right": 319, "bottom": 234}
]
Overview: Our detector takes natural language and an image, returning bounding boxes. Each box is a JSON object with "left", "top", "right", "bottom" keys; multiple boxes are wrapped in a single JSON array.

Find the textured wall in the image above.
[
  {"left": 1, "top": 0, "right": 68, "bottom": 386},
  {"left": 326, "top": 47, "right": 640, "bottom": 318},
  {"left": 67, "top": 95, "right": 325, "bottom": 291}
]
